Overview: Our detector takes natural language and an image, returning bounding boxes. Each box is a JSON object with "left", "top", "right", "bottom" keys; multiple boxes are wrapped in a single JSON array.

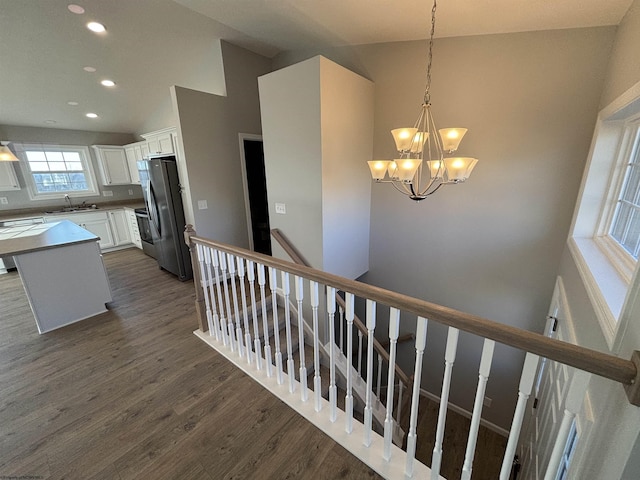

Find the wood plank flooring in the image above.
[{"left": 0, "top": 248, "right": 380, "bottom": 480}]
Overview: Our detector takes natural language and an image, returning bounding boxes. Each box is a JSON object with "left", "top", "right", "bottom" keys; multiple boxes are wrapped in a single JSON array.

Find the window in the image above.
[
  {"left": 570, "top": 81, "right": 640, "bottom": 349},
  {"left": 13, "top": 143, "right": 99, "bottom": 199},
  {"left": 608, "top": 122, "right": 640, "bottom": 260}
]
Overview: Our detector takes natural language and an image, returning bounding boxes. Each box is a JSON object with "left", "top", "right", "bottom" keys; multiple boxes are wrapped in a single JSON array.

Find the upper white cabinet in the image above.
[
  {"left": 124, "top": 144, "right": 143, "bottom": 185},
  {"left": 142, "top": 128, "right": 175, "bottom": 156},
  {"left": 0, "top": 162, "right": 20, "bottom": 191},
  {"left": 92, "top": 146, "right": 132, "bottom": 186}
]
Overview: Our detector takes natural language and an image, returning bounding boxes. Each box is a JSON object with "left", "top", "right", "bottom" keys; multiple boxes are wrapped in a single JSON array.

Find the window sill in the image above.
[{"left": 568, "top": 237, "right": 629, "bottom": 349}]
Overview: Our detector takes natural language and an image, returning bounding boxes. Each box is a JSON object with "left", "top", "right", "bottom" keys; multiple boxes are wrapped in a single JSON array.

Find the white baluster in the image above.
[
  {"left": 227, "top": 253, "right": 243, "bottom": 357},
  {"left": 363, "top": 299, "right": 376, "bottom": 447},
  {"left": 500, "top": 352, "right": 540, "bottom": 480},
  {"left": 327, "top": 287, "right": 338, "bottom": 422},
  {"left": 543, "top": 369, "right": 591, "bottom": 480},
  {"left": 461, "top": 339, "right": 496, "bottom": 480},
  {"left": 195, "top": 244, "right": 214, "bottom": 335},
  {"left": 345, "top": 293, "right": 355, "bottom": 434},
  {"left": 397, "top": 381, "right": 404, "bottom": 429},
  {"left": 339, "top": 305, "right": 344, "bottom": 353},
  {"left": 405, "top": 316, "right": 428, "bottom": 477},
  {"left": 218, "top": 251, "right": 235, "bottom": 352},
  {"left": 282, "top": 271, "right": 295, "bottom": 393},
  {"left": 237, "top": 258, "right": 252, "bottom": 365},
  {"left": 383, "top": 307, "right": 400, "bottom": 461},
  {"left": 295, "top": 276, "right": 308, "bottom": 402},
  {"left": 247, "top": 260, "right": 262, "bottom": 371},
  {"left": 377, "top": 354, "right": 383, "bottom": 401},
  {"left": 211, "top": 249, "right": 228, "bottom": 346},
  {"left": 310, "top": 281, "right": 322, "bottom": 412},
  {"left": 269, "top": 267, "right": 283, "bottom": 385},
  {"left": 257, "top": 263, "right": 272, "bottom": 377},
  {"left": 431, "top": 327, "right": 459, "bottom": 479},
  {"left": 357, "top": 329, "right": 363, "bottom": 381},
  {"left": 203, "top": 246, "right": 221, "bottom": 342}
]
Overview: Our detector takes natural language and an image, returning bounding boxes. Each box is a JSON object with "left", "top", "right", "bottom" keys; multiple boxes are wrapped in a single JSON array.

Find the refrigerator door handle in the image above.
[{"left": 147, "top": 180, "right": 161, "bottom": 236}]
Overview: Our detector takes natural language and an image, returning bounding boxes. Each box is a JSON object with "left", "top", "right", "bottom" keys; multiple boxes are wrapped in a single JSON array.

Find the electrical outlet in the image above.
[
  {"left": 0, "top": 197, "right": 8, "bottom": 205},
  {"left": 103, "top": 190, "right": 113, "bottom": 197},
  {"left": 275, "top": 203, "right": 286, "bottom": 214},
  {"left": 483, "top": 396, "right": 492, "bottom": 408},
  {"left": 128, "top": 189, "right": 133, "bottom": 195},
  {"left": 197, "top": 200, "right": 208, "bottom": 210}
]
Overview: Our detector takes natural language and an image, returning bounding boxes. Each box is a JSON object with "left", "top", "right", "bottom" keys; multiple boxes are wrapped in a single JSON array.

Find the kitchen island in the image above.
[{"left": 0, "top": 220, "right": 112, "bottom": 333}]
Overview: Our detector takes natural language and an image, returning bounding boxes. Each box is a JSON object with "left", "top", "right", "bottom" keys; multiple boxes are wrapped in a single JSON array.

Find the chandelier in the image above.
[{"left": 367, "top": 0, "right": 478, "bottom": 201}]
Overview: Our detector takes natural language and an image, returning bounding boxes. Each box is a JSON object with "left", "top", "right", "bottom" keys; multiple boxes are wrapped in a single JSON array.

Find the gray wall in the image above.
[
  {"left": 0, "top": 125, "right": 140, "bottom": 212},
  {"left": 556, "top": 1, "right": 640, "bottom": 477},
  {"left": 273, "top": 26, "right": 616, "bottom": 429},
  {"left": 171, "top": 41, "right": 271, "bottom": 245}
]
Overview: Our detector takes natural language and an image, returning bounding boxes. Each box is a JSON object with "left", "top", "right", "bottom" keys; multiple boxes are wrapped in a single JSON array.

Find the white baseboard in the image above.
[{"left": 419, "top": 388, "right": 509, "bottom": 438}]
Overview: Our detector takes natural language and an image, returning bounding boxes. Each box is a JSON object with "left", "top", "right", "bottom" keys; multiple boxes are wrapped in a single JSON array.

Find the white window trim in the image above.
[
  {"left": 569, "top": 80, "right": 640, "bottom": 351},
  {"left": 13, "top": 143, "right": 100, "bottom": 200}
]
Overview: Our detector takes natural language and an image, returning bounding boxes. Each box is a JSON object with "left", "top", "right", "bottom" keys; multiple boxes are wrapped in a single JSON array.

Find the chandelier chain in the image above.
[{"left": 424, "top": 0, "right": 437, "bottom": 104}]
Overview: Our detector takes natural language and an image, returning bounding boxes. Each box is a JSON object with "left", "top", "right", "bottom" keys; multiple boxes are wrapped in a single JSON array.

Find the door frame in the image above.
[{"left": 238, "top": 133, "right": 264, "bottom": 252}]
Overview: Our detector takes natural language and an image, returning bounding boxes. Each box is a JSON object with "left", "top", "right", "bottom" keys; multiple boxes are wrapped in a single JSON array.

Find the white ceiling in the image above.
[{"left": 0, "top": 0, "right": 633, "bottom": 135}]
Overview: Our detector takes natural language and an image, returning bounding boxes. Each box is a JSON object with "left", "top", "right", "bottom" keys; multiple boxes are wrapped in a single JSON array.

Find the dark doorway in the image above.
[{"left": 243, "top": 139, "right": 272, "bottom": 255}]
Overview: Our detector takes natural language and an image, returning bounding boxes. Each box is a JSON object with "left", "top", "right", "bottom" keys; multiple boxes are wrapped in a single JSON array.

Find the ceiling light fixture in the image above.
[
  {"left": 83, "top": 66, "right": 97, "bottom": 73},
  {"left": 67, "top": 101, "right": 79, "bottom": 106},
  {"left": 0, "top": 145, "right": 19, "bottom": 162},
  {"left": 100, "top": 79, "right": 116, "bottom": 87},
  {"left": 87, "top": 22, "right": 106, "bottom": 33},
  {"left": 367, "top": 0, "right": 478, "bottom": 201},
  {"left": 86, "top": 113, "right": 99, "bottom": 118},
  {"left": 67, "top": 4, "right": 85, "bottom": 14}
]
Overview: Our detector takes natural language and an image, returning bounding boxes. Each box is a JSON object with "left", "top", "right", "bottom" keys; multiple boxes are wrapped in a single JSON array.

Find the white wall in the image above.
[
  {"left": 171, "top": 41, "right": 271, "bottom": 245},
  {"left": 556, "top": 1, "right": 640, "bottom": 478},
  {"left": 273, "top": 26, "right": 616, "bottom": 429},
  {"left": 259, "top": 56, "right": 373, "bottom": 279},
  {"left": 0, "top": 125, "right": 140, "bottom": 212}
]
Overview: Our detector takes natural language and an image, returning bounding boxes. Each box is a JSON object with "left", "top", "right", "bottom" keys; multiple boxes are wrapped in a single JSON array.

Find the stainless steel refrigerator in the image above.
[{"left": 141, "top": 154, "right": 192, "bottom": 281}]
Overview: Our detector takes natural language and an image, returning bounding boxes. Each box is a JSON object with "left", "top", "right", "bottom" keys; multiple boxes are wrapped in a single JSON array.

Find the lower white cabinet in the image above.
[
  {"left": 46, "top": 211, "right": 115, "bottom": 250},
  {"left": 108, "top": 209, "right": 132, "bottom": 246},
  {"left": 124, "top": 207, "right": 142, "bottom": 249}
]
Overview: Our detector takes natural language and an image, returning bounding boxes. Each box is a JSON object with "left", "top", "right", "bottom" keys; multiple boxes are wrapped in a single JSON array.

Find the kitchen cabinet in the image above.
[
  {"left": 0, "top": 162, "right": 20, "bottom": 191},
  {"left": 108, "top": 209, "right": 132, "bottom": 246},
  {"left": 124, "top": 145, "right": 142, "bottom": 185},
  {"left": 46, "top": 211, "right": 115, "bottom": 250},
  {"left": 124, "top": 207, "right": 142, "bottom": 249},
  {"left": 92, "top": 146, "right": 132, "bottom": 185},
  {"left": 141, "top": 128, "right": 175, "bottom": 155}
]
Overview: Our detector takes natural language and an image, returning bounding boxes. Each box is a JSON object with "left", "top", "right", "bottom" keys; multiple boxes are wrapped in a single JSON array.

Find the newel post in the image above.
[
  {"left": 184, "top": 224, "right": 208, "bottom": 333},
  {"left": 625, "top": 351, "right": 640, "bottom": 406}
]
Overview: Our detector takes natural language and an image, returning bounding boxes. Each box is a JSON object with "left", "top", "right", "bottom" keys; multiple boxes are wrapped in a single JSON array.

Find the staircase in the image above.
[{"left": 185, "top": 226, "right": 640, "bottom": 480}]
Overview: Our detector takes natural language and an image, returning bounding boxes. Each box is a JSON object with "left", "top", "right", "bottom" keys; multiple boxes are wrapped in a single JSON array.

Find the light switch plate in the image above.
[
  {"left": 198, "top": 200, "right": 208, "bottom": 210},
  {"left": 0, "top": 197, "right": 8, "bottom": 205},
  {"left": 275, "top": 203, "right": 286, "bottom": 214},
  {"left": 103, "top": 190, "right": 113, "bottom": 197}
]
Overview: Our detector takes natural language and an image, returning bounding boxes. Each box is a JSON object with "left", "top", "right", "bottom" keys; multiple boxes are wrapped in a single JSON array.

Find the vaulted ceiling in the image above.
[{"left": 0, "top": 0, "right": 632, "bottom": 134}]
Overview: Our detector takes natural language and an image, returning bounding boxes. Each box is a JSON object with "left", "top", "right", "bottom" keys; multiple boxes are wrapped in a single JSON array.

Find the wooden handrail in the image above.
[
  {"left": 186, "top": 228, "right": 640, "bottom": 405},
  {"left": 272, "top": 228, "right": 413, "bottom": 388}
]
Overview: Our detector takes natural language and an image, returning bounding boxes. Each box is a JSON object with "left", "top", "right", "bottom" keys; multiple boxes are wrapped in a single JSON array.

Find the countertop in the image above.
[
  {"left": 0, "top": 220, "right": 99, "bottom": 256},
  {"left": 0, "top": 200, "right": 146, "bottom": 223}
]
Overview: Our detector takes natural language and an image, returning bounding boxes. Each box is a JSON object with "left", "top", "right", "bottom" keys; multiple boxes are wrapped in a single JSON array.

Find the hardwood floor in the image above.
[{"left": 0, "top": 248, "right": 380, "bottom": 480}]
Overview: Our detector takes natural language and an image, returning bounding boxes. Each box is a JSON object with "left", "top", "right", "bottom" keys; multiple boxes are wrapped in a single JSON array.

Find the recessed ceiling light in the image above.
[
  {"left": 87, "top": 22, "right": 106, "bottom": 33},
  {"left": 67, "top": 101, "right": 79, "bottom": 106},
  {"left": 67, "top": 4, "right": 85, "bottom": 14},
  {"left": 100, "top": 79, "right": 116, "bottom": 87},
  {"left": 86, "top": 113, "right": 99, "bottom": 118},
  {"left": 83, "top": 66, "right": 96, "bottom": 73},
  {"left": 44, "top": 120, "right": 57, "bottom": 124}
]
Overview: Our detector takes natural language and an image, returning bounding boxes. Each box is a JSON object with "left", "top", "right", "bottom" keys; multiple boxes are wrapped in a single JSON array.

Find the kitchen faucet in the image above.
[{"left": 64, "top": 194, "right": 73, "bottom": 209}]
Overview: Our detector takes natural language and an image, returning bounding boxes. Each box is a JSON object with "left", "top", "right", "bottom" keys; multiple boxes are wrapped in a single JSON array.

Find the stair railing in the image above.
[
  {"left": 271, "top": 228, "right": 414, "bottom": 435},
  {"left": 185, "top": 226, "right": 640, "bottom": 480}
]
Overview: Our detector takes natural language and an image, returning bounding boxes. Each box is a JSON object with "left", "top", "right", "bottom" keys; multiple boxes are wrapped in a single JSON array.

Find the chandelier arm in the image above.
[{"left": 391, "top": 180, "right": 414, "bottom": 197}]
